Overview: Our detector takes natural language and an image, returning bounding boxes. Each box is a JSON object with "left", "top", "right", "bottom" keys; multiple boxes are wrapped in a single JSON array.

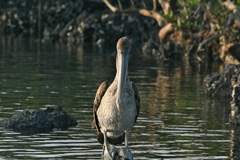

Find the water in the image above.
[{"left": 0, "top": 37, "right": 231, "bottom": 159}]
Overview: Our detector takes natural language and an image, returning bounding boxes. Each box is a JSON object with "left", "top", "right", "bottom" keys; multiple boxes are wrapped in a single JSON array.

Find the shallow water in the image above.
[{"left": 0, "top": 37, "right": 231, "bottom": 159}]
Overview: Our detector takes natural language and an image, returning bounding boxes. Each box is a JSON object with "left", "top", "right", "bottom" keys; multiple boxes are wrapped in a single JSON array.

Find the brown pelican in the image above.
[{"left": 92, "top": 37, "right": 140, "bottom": 159}]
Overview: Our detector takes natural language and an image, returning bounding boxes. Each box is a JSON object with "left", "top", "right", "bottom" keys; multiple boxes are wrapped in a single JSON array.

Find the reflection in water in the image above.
[
  {"left": 0, "top": 37, "right": 232, "bottom": 159},
  {"left": 230, "top": 124, "right": 240, "bottom": 160}
]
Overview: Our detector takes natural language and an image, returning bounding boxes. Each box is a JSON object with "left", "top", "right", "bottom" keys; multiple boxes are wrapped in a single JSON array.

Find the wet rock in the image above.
[
  {"left": 3, "top": 106, "right": 77, "bottom": 134},
  {"left": 230, "top": 74, "right": 240, "bottom": 121},
  {"left": 204, "top": 64, "right": 240, "bottom": 97},
  {"left": 216, "top": 49, "right": 240, "bottom": 160},
  {"left": 232, "top": 80, "right": 240, "bottom": 107},
  {"left": 230, "top": 75, "right": 240, "bottom": 160},
  {"left": 204, "top": 72, "right": 228, "bottom": 97}
]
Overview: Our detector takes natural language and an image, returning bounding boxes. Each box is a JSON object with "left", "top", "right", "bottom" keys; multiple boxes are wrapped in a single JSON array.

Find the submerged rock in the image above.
[
  {"left": 204, "top": 64, "right": 240, "bottom": 97},
  {"left": 3, "top": 106, "right": 77, "bottom": 134}
]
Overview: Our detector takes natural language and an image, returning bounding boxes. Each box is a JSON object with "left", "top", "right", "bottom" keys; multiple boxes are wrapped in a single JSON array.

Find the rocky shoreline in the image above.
[
  {"left": 1, "top": 106, "right": 77, "bottom": 134},
  {"left": 203, "top": 64, "right": 240, "bottom": 159},
  {"left": 0, "top": 0, "right": 239, "bottom": 64},
  {"left": 230, "top": 72, "right": 240, "bottom": 160}
]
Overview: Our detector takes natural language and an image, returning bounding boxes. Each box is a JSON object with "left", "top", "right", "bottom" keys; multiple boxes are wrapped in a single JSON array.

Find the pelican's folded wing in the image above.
[{"left": 92, "top": 81, "right": 108, "bottom": 143}]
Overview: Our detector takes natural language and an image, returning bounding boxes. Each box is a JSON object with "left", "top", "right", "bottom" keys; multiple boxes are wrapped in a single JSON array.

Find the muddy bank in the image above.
[{"left": 2, "top": 106, "right": 77, "bottom": 134}]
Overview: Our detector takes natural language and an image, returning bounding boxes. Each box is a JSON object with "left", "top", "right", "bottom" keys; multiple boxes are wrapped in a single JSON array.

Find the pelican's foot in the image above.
[
  {"left": 102, "top": 144, "right": 117, "bottom": 160},
  {"left": 102, "top": 130, "right": 134, "bottom": 160},
  {"left": 102, "top": 131, "right": 117, "bottom": 160},
  {"left": 116, "top": 146, "right": 133, "bottom": 160},
  {"left": 115, "top": 130, "right": 133, "bottom": 160}
]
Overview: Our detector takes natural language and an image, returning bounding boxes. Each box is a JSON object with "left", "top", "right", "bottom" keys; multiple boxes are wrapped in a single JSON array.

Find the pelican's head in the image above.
[{"left": 116, "top": 37, "right": 131, "bottom": 55}]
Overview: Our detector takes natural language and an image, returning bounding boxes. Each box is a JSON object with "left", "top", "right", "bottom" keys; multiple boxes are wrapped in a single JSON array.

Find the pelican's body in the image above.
[
  {"left": 97, "top": 79, "right": 137, "bottom": 138},
  {"left": 92, "top": 37, "right": 140, "bottom": 159}
]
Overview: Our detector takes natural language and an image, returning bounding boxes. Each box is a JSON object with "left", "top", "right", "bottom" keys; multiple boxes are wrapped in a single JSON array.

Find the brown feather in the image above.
[
  {"left": 92, "top": 81, "right": 108, "bottom": 143},
  {"left": 92, "top": 81, "right": 140, "bottom": 145},
  {"left": 92, "top": 81, "right": 125, "bottom": 145}
]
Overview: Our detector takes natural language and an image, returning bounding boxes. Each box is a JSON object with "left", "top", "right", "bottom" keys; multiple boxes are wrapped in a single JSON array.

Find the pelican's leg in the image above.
[
  {"left": 103, "top": 131, "right": 108, "bottom": 149},
  {"left": 123, "top": 130, "right": 133, "bottom": 160},
  {"left": 103, "top": 131, "right": 116, "bottom": 160},
  {"left": 103, "top": 131, "right": 111, "bottom": 160},
  {"left": 103, "top": 131, "right": 111, "bottom": 156},
  {"left": 124, "top": 130, "right": 128, "bottom": 148}
]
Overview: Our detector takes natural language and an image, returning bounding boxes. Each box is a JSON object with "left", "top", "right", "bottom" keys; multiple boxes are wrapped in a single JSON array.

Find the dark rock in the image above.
[
  {"left": 204, "top": 72, "right": 228, "bottom": 97},
  {"left": 230, "top": 80, "right": 240, "bottom": 160},
  {"left": 230, "top": 74, "right": 240, "bottom": 121},
  {"left": 232, "top": 82, "right": 240, "bottom": 107},
  {"left": 203, "top": 64, "right": 240, "bottom": 97},
  {"left": 3, "top": 106, "right": 77, "bottom": 134}
]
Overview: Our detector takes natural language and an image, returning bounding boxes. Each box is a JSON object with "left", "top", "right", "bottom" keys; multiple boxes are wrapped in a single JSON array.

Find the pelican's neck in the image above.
[{"left": 115, "top": 51, "right": 128, "bottom": 100}]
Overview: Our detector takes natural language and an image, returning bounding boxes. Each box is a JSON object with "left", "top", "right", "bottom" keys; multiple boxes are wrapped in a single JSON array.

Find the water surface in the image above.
[{"left": 0, "top": 37, "right": 230, "bottom": 159}]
